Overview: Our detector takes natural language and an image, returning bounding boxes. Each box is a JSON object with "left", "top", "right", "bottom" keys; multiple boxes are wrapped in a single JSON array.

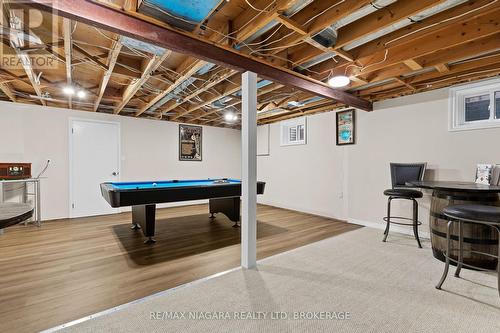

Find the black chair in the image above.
[
  {"left": 436, "top": 204, "right": 500, "bottom": 297},
  {"left": 383, "top": 162, "right": 427, "bottom": 248}
]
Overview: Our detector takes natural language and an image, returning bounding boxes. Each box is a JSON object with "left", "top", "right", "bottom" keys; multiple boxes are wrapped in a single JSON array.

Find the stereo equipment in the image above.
[{"left": 0, "top": 163, "right": 32, "bottom": 179}]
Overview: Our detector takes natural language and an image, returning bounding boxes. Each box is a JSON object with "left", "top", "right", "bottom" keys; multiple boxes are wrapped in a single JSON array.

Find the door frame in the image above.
[{"left": 68, "top": 118, "right": 121, "bottom": 218}]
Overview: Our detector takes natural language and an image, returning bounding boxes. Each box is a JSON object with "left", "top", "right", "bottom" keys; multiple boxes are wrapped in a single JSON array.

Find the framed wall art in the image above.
[
  {"left": 336, "top": 109, "right": 355, "bottom": 146},
  {"left": 179, "top": 124, "right": 202, "bottom": 161}
]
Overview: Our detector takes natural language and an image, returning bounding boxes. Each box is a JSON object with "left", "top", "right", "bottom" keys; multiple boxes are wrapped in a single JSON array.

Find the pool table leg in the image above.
[
  {"left": 132, "top": 204, "right": 156, "bottom": 244},
  {"left": 144, "top": 236, "right": 156, "bottom": 244},
  {"left": 209, "top": 197, "right": 240, "bottom": 227}
]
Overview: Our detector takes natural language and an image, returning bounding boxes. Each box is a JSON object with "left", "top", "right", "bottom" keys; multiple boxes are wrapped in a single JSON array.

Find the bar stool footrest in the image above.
[
  {"left": 441, "top": 252, "right": 498, "bottom": 272},
  {"left": 383, "top": 216, "right": 422, "bottom": 226}
]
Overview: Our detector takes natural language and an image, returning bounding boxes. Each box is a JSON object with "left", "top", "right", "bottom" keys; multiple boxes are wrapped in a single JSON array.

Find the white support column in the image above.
[{"left": 241, "top": 71, "right": 258, "bottom": 269}]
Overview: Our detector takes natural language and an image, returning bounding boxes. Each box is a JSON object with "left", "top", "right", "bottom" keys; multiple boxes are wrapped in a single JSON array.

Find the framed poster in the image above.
[
  {"left": 179, "top": 124, "right": 202, "bottom": 161},
  {"left": 336, "top": 109, "right": 355, "bottom": 145}
]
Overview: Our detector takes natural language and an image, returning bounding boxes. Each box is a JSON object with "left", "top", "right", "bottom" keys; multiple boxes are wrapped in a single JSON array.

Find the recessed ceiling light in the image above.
[
  {"left": 328, "top": 75, "right": 350, "bottom": 88},
  {"left": 63, "top": 86, "right": 75, "bottom": 95},
  {"left": 77, "top": 90, "right": 86, "bottom": 98}
]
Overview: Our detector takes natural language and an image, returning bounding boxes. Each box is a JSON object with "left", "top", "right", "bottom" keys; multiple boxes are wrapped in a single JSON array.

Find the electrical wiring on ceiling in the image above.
[
  {"left": 244, "top": 0, "right": 274, "bottom": 13},
  {"left": 144, "top": 0, "right": 326, "bottom": 76}
]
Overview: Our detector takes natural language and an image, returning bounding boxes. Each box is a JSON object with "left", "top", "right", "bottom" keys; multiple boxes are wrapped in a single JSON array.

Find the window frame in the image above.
[
  {"left": 280, "top": 117, "right": 307, "bottom": 146},
  {"left": 449, "top": 78, "right": 500, "bottom": 131}
]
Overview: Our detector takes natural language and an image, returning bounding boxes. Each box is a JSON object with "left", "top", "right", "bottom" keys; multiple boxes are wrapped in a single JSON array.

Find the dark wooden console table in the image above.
[{"left": 409, "top": 181, "right": 500, "bottom": 270}]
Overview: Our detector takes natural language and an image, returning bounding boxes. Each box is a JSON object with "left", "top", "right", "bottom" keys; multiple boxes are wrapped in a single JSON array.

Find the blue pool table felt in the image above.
[{"left": 109, "top": 179, "right": 241, "bottom": 190}]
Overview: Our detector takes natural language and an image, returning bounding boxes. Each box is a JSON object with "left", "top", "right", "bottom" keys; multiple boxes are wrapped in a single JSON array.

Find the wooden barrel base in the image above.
[{"left": 430, "top": 190, "right": 499, "bottom": 270}]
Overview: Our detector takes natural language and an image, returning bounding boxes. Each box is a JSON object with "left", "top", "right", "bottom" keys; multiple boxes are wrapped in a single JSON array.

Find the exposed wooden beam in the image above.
[
  {"left": 350, "top": 0, "right": 499, "bottom": 60},
  {"left": 418, "top": 33, "right": 500, "bottom": 68},
  {"left": 357, "top": 53, "right": 500, "bottom": 97},
  {"left": 393, "top": 77, "right": 416, "bottom": 91},
  {"left": 335, "top": 49, "right": 356, "bottom": 63},
  {"left": 408, "top": 54, "right": 500, "bottom": 86},
  {"left": 4, "top": 4, "right": 45, "bottom": 105},
  {"left": 334, "top": 0, "right": 448, "bottom": 50},
  {"left": 258, "top": 101, "right": 280, "bottom": 113},
  {"left": 270, "top": 0, "right": 372, "bottom": 55},
  {"left": 257, "top": 98, "right": 332, "bottom": 121},
  {"left": 231, "top": 0, "right": 299, "bottom": 45},
  {"left": 335, "top": 8, "right": 500, "bottom": 78},
  {"left": 28, "top": 0, "right": 372, "bottom": 111},
  {"left": 276, "top": 14, "right": 307, "bottom": 35},
  {"left": 73, "top": 44, "right": 108, "bottom": 71},
  {"left": 259, "top": 103, "right": 340, "bottom": 124},
  {"left": 434, "top": 63, "right": 450, "bottom": 73},
  {"left": 171, "top": 76, "right": 242, "bottom": 120},
  {"left": 350, "top": 36, "right": 500, "bottom": 91},
  {"left": 138, "top": 0, "right": 292, "bottom": 116},
  {"left": 199, "top": 83, "right": 285, "bottom": 123},
  {"left": 63, "top": 18, "right": 73, "bottom": 108},
  {"left": 359, "top": 60, "right": 500, "bottom": 99},
  {"left": 114, "top": 51, "right": 171, "bottom": 114},
  {"left": 124, "top": 0, "right": 138, "bottom": 11},
  {"left": 350, "top": 76, "right": 368, "bottom": 85},
  {"left": 0, "top": 82, "right": 16, "bottom": 102},
  {"left": 403, "top": 59, "right": 424, "bottom": 71},
  {"left": 308, "top": 1, "right": 500, "bottom": 84},
  {"left": 94, "top": 37, "right": 122, "bottom": 111},
  {"left": 235, "top": 1, "right": 280, "bottom": 42},
  {"left": 135, "top": 59, "right": 207, "bottom": 116},
  {"left": 159, "top": 68, "right": 235, "bottom": 115}
]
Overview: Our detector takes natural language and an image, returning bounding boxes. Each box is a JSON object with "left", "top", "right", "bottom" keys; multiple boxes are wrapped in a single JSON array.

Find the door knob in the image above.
[{"left": 112, "top": 172, "right": 118, "bottom": 176}]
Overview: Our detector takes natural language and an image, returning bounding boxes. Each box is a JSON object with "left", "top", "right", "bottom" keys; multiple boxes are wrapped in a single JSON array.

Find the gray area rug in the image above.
[{"left": 59, "top": 228, "right": 500, "bottom": 332}]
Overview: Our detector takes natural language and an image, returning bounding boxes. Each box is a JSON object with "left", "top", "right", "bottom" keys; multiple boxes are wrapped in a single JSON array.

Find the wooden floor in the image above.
[{"left": 0, "top": 204, "right": 361, "bottom": 333}]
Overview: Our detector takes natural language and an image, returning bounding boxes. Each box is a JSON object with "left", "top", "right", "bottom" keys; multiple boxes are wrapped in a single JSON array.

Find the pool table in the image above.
[{"left": 100, "top": 179, "right": 266, "bottom": 243}]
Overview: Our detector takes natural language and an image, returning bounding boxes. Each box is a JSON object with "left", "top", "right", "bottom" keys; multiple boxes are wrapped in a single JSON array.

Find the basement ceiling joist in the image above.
[
  {"left": 1, "top": 0, "right": 499, "bottom": 128},
  {"left": 27, "top": 0, "right": 373, "bottom": 112}
]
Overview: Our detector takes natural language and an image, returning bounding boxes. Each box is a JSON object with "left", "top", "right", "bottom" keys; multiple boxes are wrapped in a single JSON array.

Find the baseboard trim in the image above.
[
  {"left": 257, "top": 200, "right": 346, "bottom": 222},
  {"left": 348, "top": 218, "right": 430, "bottom": 239}
]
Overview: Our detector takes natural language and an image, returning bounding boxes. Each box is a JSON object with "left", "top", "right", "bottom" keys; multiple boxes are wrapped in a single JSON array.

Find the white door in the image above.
[{"left": 70, "top": 120, "right": 120, "bottom": 218}]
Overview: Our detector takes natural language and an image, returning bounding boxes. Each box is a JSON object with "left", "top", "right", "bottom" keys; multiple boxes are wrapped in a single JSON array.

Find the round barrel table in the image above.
[
  {"left": 409, "top": 181, "right": 500, "bottom": 270},
  {"left": 0, "top": 203, "right": 34, "bottom": 233}
]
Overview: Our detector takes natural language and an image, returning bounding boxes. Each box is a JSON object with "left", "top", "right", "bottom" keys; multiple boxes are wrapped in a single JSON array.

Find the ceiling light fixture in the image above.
[
  {"left": 63, "top": 86, "right": 75, "bottom": 95},
  {"left": 77, "top": 90, "right": 86, "bottom": 99},
  {"left": 224, "top": 112, "right": 237, "bottom": 122},
  {"left": 328, "top": 75, "right": 350, "bottom": 88}
]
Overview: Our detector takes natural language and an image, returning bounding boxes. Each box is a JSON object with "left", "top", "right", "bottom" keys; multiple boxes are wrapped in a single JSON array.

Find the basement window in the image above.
[
  {"left": 280, "top": 117, "right": 306, "bottom": 146},
  {"left": 450, "top": 78, "right": 500, "bottom": 131}
]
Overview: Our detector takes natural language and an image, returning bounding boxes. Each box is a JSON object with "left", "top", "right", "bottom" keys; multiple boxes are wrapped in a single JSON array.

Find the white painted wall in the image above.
[
  {"left": 0, "top": 101, "right": 241, "bottom": 220},
  {"left": 258, "top": 86, "right": 500, "bottom": 237},
  {"left": 257, "top": 113, "right": 346, "bottom": 219}
]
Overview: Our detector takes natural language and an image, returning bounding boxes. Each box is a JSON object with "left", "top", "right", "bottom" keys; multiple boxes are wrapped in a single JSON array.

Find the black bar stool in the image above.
[
  {"left": 436, "top": 204, "right": 500, "bottom": 296},
  {"left": 383, "top": 163, "right": 427, "bottom": 248}
]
